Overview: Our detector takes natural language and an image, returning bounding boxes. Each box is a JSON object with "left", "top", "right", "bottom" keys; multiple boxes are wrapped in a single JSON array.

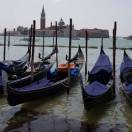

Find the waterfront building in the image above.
[{"left": 2, "top": 5, "right": 109, "bottom": 38}]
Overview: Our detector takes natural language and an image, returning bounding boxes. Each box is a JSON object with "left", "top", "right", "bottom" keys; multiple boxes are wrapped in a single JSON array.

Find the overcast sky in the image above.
[{"left": 0, "top": 0, "right": 131, "bottom": 36}]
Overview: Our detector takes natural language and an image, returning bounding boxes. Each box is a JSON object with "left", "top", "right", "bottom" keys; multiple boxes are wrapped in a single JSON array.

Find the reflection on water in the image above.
[
  {"left": 84, "top": 103, "right": 111, "bottom": 123},
  {"left": 1, "top": 81, "right": 131, "bottom": 132},
  {"left": 0, "top": 37, "right": 132, "bottom": 131},
  {"left": 121, "top": 96, "right": 132, "bottom": 131},
  {"left": 4, "top": 108, "right": 38, "bottom": 132}
]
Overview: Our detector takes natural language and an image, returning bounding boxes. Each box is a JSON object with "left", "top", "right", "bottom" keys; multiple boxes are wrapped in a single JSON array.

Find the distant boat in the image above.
[{"left": 124, "top": 35, "right": 132, "bottom": 40}]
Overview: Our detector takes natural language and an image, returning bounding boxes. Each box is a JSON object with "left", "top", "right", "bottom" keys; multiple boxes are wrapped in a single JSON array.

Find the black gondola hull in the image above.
[
  {"left": 120, "top": 51, "right": 132, "bottom": 103},
  {"left": 120, "top": 84, "right": 132, "bottom": 104},
  {"left": 7, "top": 76, "right": 80, "bottom": 106},
  {"left": 80, "top": 76, "right": 114, "bottom": 110},
  {"left": 80, "top": 48, "right": 115, "bottom": 110},
  {"left": 6, "top": 46, "right": 84, "bottom": 106},
  {"left": 0, "top": 62, "right": 53, "bottom": 95},
  {"left": 82, "top": 84, "right": 114, "bottom": 110}
]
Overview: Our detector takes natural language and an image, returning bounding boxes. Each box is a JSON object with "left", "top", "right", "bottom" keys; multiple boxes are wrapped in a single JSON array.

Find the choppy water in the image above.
[{"left": 0, "top": 36, "right": 132, "bottom": 132}]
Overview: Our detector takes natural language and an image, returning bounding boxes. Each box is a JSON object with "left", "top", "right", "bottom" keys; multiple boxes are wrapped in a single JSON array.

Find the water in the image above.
[{"left": 0, "top": 36, "right": 132, "bottom": 131}]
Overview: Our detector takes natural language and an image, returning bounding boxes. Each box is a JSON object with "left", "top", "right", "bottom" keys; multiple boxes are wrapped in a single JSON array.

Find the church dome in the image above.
[{"left": 59, "top": 18, "right": 65, "bottom": 27}]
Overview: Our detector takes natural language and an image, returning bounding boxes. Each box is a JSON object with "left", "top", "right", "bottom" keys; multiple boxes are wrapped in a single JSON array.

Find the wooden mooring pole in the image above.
[
  {"left": 55, "top": 21, "right": 58, "bottom": 68},
  {"left": 113, "top": 21, "right": 117, "bottom": 97},
  {"left": 31, "top": 20, "right": 36, "bottom": 81},
  {"left": 85, "top": 31, "right": 88, "bottom": 80},
  {"left": 42, "top": 31, "right": 45, "bottom": 58},
  {"left": 3, "top": 28, "right": 6, "bottom": 61},
  {"left": 67, "top": 18, "right": 72, "bottom": 94},
  {"left": 28, "top": 25, "right": 33, "bottom": 64}
]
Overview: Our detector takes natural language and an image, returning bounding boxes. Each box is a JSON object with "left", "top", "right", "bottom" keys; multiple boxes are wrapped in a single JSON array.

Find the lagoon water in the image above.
[{"left": 0, "top": 36, "right": 132, "bottom": 131}]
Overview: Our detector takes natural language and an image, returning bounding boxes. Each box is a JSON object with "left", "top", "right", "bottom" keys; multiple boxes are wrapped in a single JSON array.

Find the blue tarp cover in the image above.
[
  {"left": 0, "top": 62, "right": 10, "bottom": 71},
  {"left": 90, "top": 53, "right": 112, "bottom": 74},
  {"left": 84, "top": 81, "right": 108, "bottom": 96},
  {"left": 125, "top": 83, "right": 132, "bottom": 93},
  {"left": 70, "top": 67, "right": 79, "bottom": 77},
  {"left": 15, "top": 79, "right": 53, "bottom": 92}
]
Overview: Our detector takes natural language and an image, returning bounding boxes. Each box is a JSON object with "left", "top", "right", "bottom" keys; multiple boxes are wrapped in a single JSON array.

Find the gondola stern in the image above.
[
  {"left": 100, "top": 48, "right": 105, "bottom": 54},
  {"left": 124, "top": 50, "right": 128, "bottom": 57}
]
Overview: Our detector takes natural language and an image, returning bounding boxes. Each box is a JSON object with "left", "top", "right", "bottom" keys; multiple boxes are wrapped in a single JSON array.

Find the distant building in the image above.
[
  {"left": 40, "top": 5, "right": 46, "bottom": 29},
  {"left": 36, "top": 6, "right": 109, "bottom": 38},
  {"left": 36, "top": 16, "right": 76, "bottom": 37},
  {"left": 78, "top": 28, "right": 109, "bottom": 38},
  {"left": 58, "top": 18, "right": 65, "bottom": 27},
  {"left": 1, "top": 5, "right": 109, "bottom": 38}
]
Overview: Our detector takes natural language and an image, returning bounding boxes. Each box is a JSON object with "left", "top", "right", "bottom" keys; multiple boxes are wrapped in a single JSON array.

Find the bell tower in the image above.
[{"left": 40, "top": 5, "right": 46, "bottom": 29}]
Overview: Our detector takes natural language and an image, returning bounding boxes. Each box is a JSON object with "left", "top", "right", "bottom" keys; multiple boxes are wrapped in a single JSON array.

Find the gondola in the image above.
[
  {"left": 80, "top": 46, "right": 115, "bottom": 110},
  {"left": 0, "top": 50, "right": 30, "bottom": 94},
  {"left": 0, "top": 35, "right": 31, "bottom": 94},
  {"left": 6, "top": 45, "right": 84, "bottom": 106},
  {"left": 0, "top": 49, "right": 30, "bottom": 75},
  {"left": 0, "top": 32, "right": 32, "bottom": 75},
  {"left": 0, "top": 46, "right": 56, "bottom": 95},
  {"left": 0, "top": 20, "right": 57, "bottom": 95},
  {"left": 120, "top": 50, "right": 132, "bottom": 102},
  {"left": 80, "top": 22, "right": 117, "bottom": 110}
]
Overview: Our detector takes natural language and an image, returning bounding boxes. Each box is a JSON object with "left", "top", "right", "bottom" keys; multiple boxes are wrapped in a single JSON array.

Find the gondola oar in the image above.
[
  {"left": 100, "top": 37, "right": 104, "bottom": 54},
  {"left": 112, "top": 21, "right": 117, "bottom": 97},
  {"left": 3, "top": 28, "right": 6, "bottom": 61},
  {"left": 124, "top": 50, "right": 128, "bottom": 57},
  {"left": 31, "top": 20, "right": 36, "bottom": 81},
  {"left": 85, "top": 31, "right": 88, "bottom": 81},
  {"left": 67, "top": 18, "right": 72, "bottom": 94},
  {"left": 55, "top": 21, "right": 58, "bottom": 68}
]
